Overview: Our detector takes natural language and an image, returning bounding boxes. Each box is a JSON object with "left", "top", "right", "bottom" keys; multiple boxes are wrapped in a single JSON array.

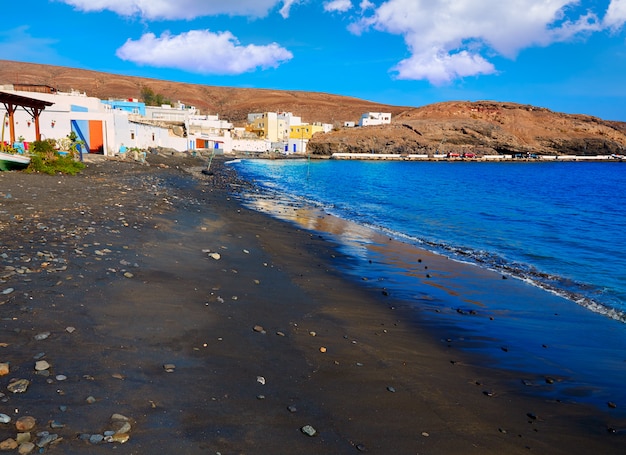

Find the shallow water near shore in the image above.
[{"left": 231, "top": 158, "right": 626, "bottom": 416}]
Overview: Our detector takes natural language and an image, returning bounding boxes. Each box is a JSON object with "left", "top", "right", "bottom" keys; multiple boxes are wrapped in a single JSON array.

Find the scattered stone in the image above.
[
  {"left": 1, "top": 288, "right": 14, "bottom": 295},
  {"left": 7, "top": 379, "right": 30, "bottom": 394},
  {"left": 257, "top": 395, "right": 265, "bottom": 400},
  {"left": 38, "top": 434, "right": 60, "bottom": 449},
  {"left": 15, "top": 416, "right": 36, "bottom": 432},
  {"left": 608, "top": 401, "right": 617, "bottom": 409},
  {"left": 163, "top": 364, "right": 176, "bottom": 373},
  {"left": 0, "top": 438, "right": 17, "bottom": 450},
  {"left": 65, "top": 327, "right": 75, "bottom": 334},
  {"left": 309, "top": 331, "right": 316, "bottom": 337},
  {"left": 0, "top": 363, "right": 9, "bottom": 376},
  {"left": 287, "top": 405, "right": 297, "bottom": 413},
  {"left": 387, "top": 386, "right": 396, "bottom": 393},
  {"left": 55, "top": 375, "right": 67, "bottom": 381},
  {"left": 0, "top": 414, "right": 10, "bottom": 424},
  {"left": 319, "top": 346, "right": 327, "bottom": 353},
  {"left": 35, "top": 360, "right": 50, "bottom": 371},
  {"left": 256, "top": 376, "right": 266, "bottom": 385},
  {"left": 123, "top": 272, "right": 134, "bottom": 278},
  {"left": 89, "top": 434, "right": 104, "bottom": 445},
  {"left": 17, "top": 442, "right": 35, "bottom": 454},
  {"left": 34, "top": 332, "right": 50, "bottom": 341},
  {"left": 301, "top": 425, "right": 317, "bottom": 437},
  {"left": 253, "top": 325, "right": 265, "bottom": 334},
  {"left": 276, "top": 331, "right": 286, "bottom": 337},
  {"left": 109, "top": 433, "right": 130, "bottom": 444},
  {"left": 85, "top": 396, "right": 96, "bottom": 404},
  {"left": 421, "top": 432, "right": 430, "bottom": 437},
  {"left": 49, "top": 421, "right": 65, "bottom": 429}
]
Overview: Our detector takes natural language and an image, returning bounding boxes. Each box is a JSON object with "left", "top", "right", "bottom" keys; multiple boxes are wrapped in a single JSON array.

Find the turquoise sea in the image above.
[{"left": 230, "top": 159, "right": 626, "bottom": 413}]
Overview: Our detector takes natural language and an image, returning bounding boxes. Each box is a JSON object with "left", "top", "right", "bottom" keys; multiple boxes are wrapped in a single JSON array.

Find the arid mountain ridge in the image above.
[{"left": 2, "top": 60, "right": 625, "bottom": 156}]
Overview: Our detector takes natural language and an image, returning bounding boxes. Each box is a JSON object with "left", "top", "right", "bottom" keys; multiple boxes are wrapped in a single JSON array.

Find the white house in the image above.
[{"left": 359, "top": 112, "right": 392, "bottom": 127}]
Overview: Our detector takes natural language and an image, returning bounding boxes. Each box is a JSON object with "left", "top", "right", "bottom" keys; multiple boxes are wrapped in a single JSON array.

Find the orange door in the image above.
[{"left": 89, "top": 120, "right": 103, "bottom": 153}]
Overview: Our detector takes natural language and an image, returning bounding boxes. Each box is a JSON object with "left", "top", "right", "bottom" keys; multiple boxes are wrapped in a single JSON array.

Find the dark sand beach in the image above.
[{"left": 1, "top": 153, "right": 626, "bottom": 454}]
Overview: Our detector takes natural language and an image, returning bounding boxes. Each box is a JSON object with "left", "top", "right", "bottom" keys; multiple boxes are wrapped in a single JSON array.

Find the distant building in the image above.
[
  {"left": 247, "top": 111, "right": 301, "bottom": 143},
  {"left": 359, "top": 112, "right": 391, "bottom": 127},
  {"left": 287, "top": 122, "right": 331, "bottom": 154}
]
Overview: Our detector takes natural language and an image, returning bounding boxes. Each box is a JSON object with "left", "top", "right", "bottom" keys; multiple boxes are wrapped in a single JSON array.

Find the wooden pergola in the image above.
[{"left": 1, "top": 91, "right": 54, "bottom": 144}]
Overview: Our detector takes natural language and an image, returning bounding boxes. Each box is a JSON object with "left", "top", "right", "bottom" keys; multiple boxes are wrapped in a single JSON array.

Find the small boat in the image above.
[{"left": 0, "top": 151, "right": 30, "bottom": 171}]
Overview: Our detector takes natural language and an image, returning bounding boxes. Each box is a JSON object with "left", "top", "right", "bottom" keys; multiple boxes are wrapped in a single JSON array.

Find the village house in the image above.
[
  {"left": 1, "top": 85, "right": 333, "bottom": 156},
  {"left": 359, "top": 112, "right": 392, "bottom": 127}
]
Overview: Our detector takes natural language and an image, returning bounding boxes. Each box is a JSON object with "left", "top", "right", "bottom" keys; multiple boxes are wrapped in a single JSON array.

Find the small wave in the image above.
[{"left": 231, "top": 165, "right": 626, "bottom": 324}]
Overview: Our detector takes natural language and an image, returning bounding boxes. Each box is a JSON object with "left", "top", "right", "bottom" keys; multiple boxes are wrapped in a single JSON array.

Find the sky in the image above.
[{"left": 1, "top": 0, "right": 626, "bottom": 120}]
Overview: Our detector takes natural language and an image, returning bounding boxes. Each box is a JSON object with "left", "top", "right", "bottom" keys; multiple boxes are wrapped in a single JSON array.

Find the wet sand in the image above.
[{"left": 1, "top": 153, "right": 625, "bottom": 454}]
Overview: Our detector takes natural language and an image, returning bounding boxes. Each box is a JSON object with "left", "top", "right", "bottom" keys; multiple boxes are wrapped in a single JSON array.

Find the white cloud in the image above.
[
  {"left": 115, "top": 30, "right": 293, "bottom": 75},
  {"left": 349, "top": 0, "right": 603, "bottom": 84},
  {"left": 279, "top": 0, "right": 304, "bottom": 19},
  {"left": 60, "top": 0, "right": 295, "bottom": 20},
  {"left": 324, "top": 0, "right": 353, "bottom": 13},
  {"left": 604, "top": 0, "right": 626, "bottom": 30},
  {"left": 359, "top": 0, "right": 375, "bottom": 12}
]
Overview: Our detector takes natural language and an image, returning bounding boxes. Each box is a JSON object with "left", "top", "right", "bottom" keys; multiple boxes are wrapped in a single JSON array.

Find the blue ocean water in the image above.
[{"left": 232, "top": 159, "right": 626, "bottom": 322}]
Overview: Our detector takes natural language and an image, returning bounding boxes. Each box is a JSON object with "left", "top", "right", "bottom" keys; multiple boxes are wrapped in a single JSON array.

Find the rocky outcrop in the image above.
[{"left": 309, "top": 101, "right": 626, "bottom": 157}]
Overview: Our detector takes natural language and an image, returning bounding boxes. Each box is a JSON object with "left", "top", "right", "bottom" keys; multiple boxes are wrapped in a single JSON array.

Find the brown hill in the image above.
[
  {"left": 309, "top": 101, "right": 626, "bottom": 157},
  {"left": 2, "top": 60, "right": 625, "bottom": 156},
  {"left": 0, "top": 60, "right": 407, "bottom": 126}
]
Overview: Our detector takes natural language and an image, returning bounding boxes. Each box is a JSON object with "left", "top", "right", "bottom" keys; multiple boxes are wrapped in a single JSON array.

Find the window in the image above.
[{"left": 130, "top": 132, "right": 135, "bottom": 140}]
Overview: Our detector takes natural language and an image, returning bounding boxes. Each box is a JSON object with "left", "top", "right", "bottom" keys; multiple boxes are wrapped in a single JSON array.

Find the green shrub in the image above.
[{"left": 26, "top": 140, "right": 85, "bottom": 175}]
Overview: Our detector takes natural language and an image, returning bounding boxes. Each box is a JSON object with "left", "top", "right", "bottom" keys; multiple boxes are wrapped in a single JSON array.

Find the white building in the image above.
[{"left": 359, "top": 112, "right": 392, "bottom": 127}]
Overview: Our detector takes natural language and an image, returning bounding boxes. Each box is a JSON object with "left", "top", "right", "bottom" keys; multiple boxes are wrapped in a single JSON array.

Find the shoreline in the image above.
[{"left": 1, "top": 154, "right": 625, "bottom": 453}]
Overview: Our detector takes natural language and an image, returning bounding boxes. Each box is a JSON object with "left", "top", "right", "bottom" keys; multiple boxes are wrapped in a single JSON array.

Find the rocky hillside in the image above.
[
  {"left": 308, "top": 101, "right": 626, "bottom": 157},
  {"left": 0, "top": 60, "right": 406, "bottom": 126},
  {"left": 2, "top": 60, "right": 625, "bottom": 157}
]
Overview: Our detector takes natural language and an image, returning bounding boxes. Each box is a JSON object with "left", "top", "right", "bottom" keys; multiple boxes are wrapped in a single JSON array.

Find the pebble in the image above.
[
  {"left": 287, "top": 405, "right": 297, "bottom": 413},
  {"left": 15, "top": 416, "right": 36, "bottom": 431},
  {"left": 34, "top": 332, "right": 51, "bottom": 341},
  {"left": 37, "top": 433, "right": 59, "bottom": 448},
  {"left": 35, "top": 360, "right": 50, "bottom": 371},
  {"left": 0, "top": 438, "right": 17, "bottom": 450},
  {"left": 65, "top": 326, "right": 75, "bottom": 333},
  {"left": 55, "top": 374, "right": 67, "bottom": 381},
  {"left": 301, "top": 425, "right": 317, "bottom": 437},
  {"left": 319, "top": 346, "right": 327, "bottom": 353},
  {"left": 256, "top": 376, "right": 266, "bottom": 385},
  {"left": 1, "top": 288, "right": 14, "bottom": 295},
  {"left": 0, "top": 363, "right": 9, "bottom": 376},
  {"left": 89, "top": 434, "right": 104, "bottom": 445},
  {"left": 110, "top": 433, "right": 130, "bottom": 443},
  {"left": 387, "top": 386, "right": 396, "bottom": 393},
  {"left": 18, "top": 442, "right": 35, "bottom": 454},
  {"left": 0, "top": 414, "right": 10, "bottom": 424},
  {"left": 123, "top": 272, "right": 134, "bottom": 278},
  {"left": 253, "top": 325, "right": 265, "bottom": 334},
  {"left": 163, "top": 364, "right": 176, "bottom": 373},
  {"left": 7, "top": 379, "right": 30, "bottom": 393},
  {"left": 86, "top": 396, "right": 96, "bottom": 404}
]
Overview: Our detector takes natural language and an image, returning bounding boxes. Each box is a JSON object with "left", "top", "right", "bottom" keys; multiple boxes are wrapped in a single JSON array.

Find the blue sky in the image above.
[{"left": 2, "top": 0, "right": 626, "bottom": 120}]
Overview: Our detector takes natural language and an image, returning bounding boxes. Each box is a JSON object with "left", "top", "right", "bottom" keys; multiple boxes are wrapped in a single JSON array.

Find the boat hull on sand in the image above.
[{"left": 0, "top": 151, "right": 30, "bottom": 171}]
